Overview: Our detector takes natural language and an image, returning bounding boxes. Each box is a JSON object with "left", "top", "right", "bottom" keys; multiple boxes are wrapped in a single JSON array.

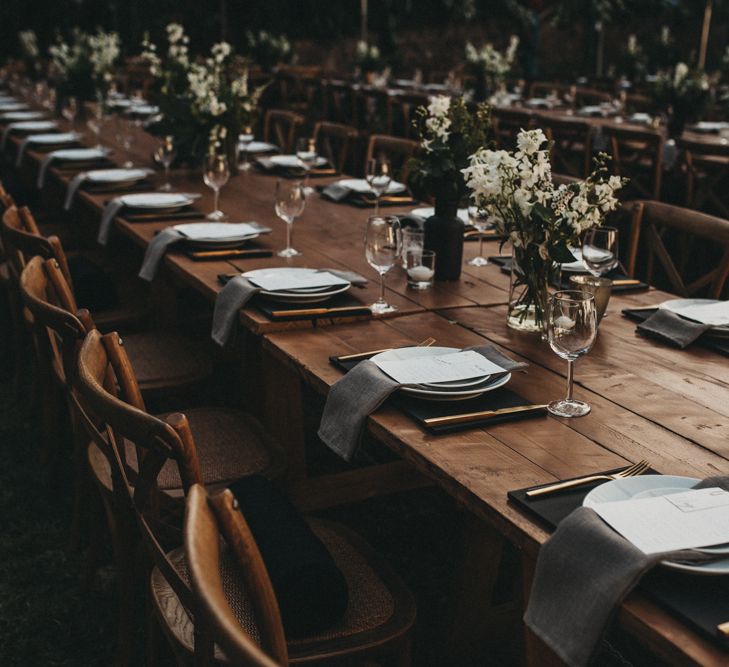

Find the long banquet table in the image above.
[{"left": 2, "top": 111, "right": 729, "bottom": 667}]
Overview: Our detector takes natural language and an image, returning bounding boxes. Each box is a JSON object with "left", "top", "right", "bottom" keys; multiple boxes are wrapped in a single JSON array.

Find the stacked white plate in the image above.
[
  {"left": 238, "top": 138, "right": 278, "bottom": 154},
  {"left": 584, "top": 476, "right": 729, "bottom": 575},
  {"left": 657, "top": 298, "right": 729, "bottom": 339},
  {"left": 7, "top": 120, "right": 57, "bottom": 132},
  {"left": 86, "top": 168, "right": 150, "bottom": 187},
  {"left": 243, "top": 267, "right": 351, "bottom": 304},
  {"left": 51, "top": 148, "right": 110, "bottom": 163},
  {"left": 371, "top": 346, "right": 511, "bottom": 401},
  {"left": 337, "top": 178, "right": 407, "bottom": 195},
  {"left": 267, "top": 155, "right": 328, "bottom": 169},
  {"left": 120, "top": 192, "right": 200, "bottom": 211},
  {"left": 26, "top": 132, "right": 79, "bottom": 146},
  {"left": 173, "top": 222, "right": 272, "bottom": 249},
  {"left": 1, "top": 110, "right": 46, "bottom": 121},
  {"left": 0, "top": 102, "right": 28, "bottom": 112}
]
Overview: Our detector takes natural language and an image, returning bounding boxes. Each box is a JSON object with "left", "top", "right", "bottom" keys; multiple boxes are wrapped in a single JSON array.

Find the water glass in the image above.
[
  {"left": 155, "top": 136, "right": 176, "bottom": 191},
  {"left": 406, "top": 249, "right": 436, "bottom": 290},
  {"left": 365, "top": 215, "right": 402, "bottom": 314},
  {"left": 366, "top": 156, "right": 392, "bottom": 216},
  {"left": 238, "top": 127, "right": 253, "bottom": 171},
  {"left": 547, "top": 290, "right": 598, "bottom": 418},
  {"left": 467, "top": 207, "right": 492, "bottom": 267},
  {"left": 275, "top": 179, "right": 305, "bottom": 257},
  {"left": 582, "top": 226, "right": 619, "bottom": 277},
  {"left": 401, "top": 227, "right": 424, "bottom": 268},
  {"left": 203, "top": 153, "right": 230, "bottom": 221}
]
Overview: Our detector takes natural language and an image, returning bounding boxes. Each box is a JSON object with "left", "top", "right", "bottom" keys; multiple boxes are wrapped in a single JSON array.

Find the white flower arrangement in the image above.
[
  {"left": 462, "top": 128, "right": 624, "bottom": 261},
  {"left": 465, "top": 35, "right": 519, "bottom": 79},
  {"left": 49, "top": 28, "right": 119, "bottom": 96},
  {"left": 19, "top": 30, "right": 39, "bottom": 60},
  {"left": 354, "top": 40, "right": 383, "bottom": 73}
]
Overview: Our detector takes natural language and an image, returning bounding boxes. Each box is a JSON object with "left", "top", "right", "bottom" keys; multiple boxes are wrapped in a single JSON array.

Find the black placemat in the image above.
[
  {"left": 509, "top": 472, "right": 729, "bottom": 653},
  {"left": 622, "top": 308, "right": 729, "bottom": 356},
  {"left": 255, "top": 293, "right": 371, "bottom": 322}
]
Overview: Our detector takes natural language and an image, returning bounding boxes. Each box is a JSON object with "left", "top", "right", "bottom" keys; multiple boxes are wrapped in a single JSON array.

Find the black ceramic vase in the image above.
[{"left": 424, "top": 199, "right": 464, "bottom": 281}]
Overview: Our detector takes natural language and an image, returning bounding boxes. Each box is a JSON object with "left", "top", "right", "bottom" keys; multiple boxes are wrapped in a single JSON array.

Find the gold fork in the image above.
[
  {"left": 337, "top": 336, "right": 436, "bottom": 362},
  {"left": 526, "top": 459, "right": 650, "bottom": 498}
]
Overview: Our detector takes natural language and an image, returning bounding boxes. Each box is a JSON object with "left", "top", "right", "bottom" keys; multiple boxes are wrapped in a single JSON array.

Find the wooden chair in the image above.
[
  {"left": 321, "top": 80, "right": 357, "bottom": 126},
  {"left": 492, "top": 108, "right": 533, "bottom": 149},
  {"left": 74, "top": 328, "right": 286, "bottom": 667},
  {"left": 677, "top": 137, "right": 729, "bottom": 219},
  {"left": 388, "top": 91, "right": 430, "bottom": 139},
  {"left": 184, "top": 483, "right": 416, "bottom": 666},
  {"left": 312, "top": 121, "right": 358, "bottom": 175},
  {"left": 355, "top": 87, "right": 392, "bottom": 134},
  {"left": 536, "top": 115, "right": 593, "bottom": 178},
  {"left": 629, "top": 200, "right": 729, "bottom": 297},
  {"left": 365, "top": 134, "right": 418, "bottom": 183},
  {"left": 263, "top": 110, "right": 305, "bottom": 153},
  {"left": 601, "top": 125, "right": 665, "bottom": 200},
  {"left": 574, "top": 87, "right": 613, "bottom": 107}
]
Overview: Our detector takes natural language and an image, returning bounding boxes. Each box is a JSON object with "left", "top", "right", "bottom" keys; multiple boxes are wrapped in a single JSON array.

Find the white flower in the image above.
[{"left": 516, "top": 128, "right": 547, "bottom": 156}]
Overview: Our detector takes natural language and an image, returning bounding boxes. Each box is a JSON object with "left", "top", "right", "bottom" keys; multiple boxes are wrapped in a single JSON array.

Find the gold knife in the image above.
[
  {"left": 718, "top": 621, "right": 729, "bottom": 636},
  {"left": 271, "top": 305, "right": 370, "bottom": 318},
  {"left": 336, "top": 347, "right": 394, "bottom": 362},
  {"left": 612, "top": 279, "right": 643, "bottom": 286},
  {"left": 424, "top": 404, "right": 549, "bottom": 427}
]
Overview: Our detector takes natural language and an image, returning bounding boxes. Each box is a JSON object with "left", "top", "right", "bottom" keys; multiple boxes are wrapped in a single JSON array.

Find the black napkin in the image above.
[
  {"left": 637, "top": 308, "right": 711, "bottom": 349},
  {"left": 228, "top": 475, "right": 349, "bottom": 637},
  {"left": 255, "top": 293, "right": 371, "bottom": 322},
  {"left": 318, "top": 184, "right": 415, "bottom": 208}
]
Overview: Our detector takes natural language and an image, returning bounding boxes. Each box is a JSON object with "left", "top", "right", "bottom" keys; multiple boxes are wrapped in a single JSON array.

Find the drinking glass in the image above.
[
  {"left": 582, "top": 226, "right": 619, "bottom": 277},
  {"left": 238, "top": 126, "right": 253, "bottom": 171},
  {"left": 365, "top": 215, "right": 402, "bottom": 314},
  {"left": 401, "top": 227, "right": 424, "bottom": 268},
  {"left": 366, "top": 156, "right": 392, "bottom": 216},
  {"left": 274, "top": 179, "right": 305, "bottom": 257},
  {"left": 406, "top": 249, "right": 436, "bottom": 290},
  {"left": 85, "top": 102, "right": 103, "bottom": 149},
  {"left": 115, "top": 117, "right": 136, "bottom": 168},
  {"left": 155, "top": 136, "right": 176, "bottom": 191},
  {"left": 203, "top": 153, "right": 230, "bottom": 221},
  {"left": 61, "top": 96, "right": 78, "bottom": 125},
  {"left": 547, "top": 290, "right": 598, "bottom": 418},
  {"left": 467, "top": 207, "right": 492, "bottom": 267}
]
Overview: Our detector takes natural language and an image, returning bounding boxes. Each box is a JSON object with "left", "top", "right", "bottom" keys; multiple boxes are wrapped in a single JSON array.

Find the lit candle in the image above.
[{"left": 408, "top": 265, "right": 434, "bottom": 282}]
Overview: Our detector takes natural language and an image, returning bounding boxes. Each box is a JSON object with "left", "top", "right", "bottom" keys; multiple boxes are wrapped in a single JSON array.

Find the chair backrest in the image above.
[
  {"left": 75, "top": 329, "right": 203, "bottom": 613},
  {"left": 677, "top": 137, "right": 729, "bottom": 218},
  {"left": 365, "top": 134, "right": 418, "bottom": 182},
  {"left": 355, "top": 87, "right": 391, "bottom": 134},
  {"left": 389, "top": 92, "right": 429, "bottom": 139},
  {"left": 263, "top": 110, "right": 305, "bottom": 153},
  {"left": 630, "top": 200, "right": 729, "bottom": 298},
  {"left": 184, "top": 484, "right": 287, "bottom": 667},
  {"left": 322, "top": 80, "right": 357, "bottom": 125},
  {"left": 601, "top": 125, "right": 664, "bottom": 200},
  {"left": 312, "top": 121, "right": 358, "bottom": 175},
  {"left": 574, "top": 87, "right": 612, "bottom": 107},
  {"left": 492, "top": 108, "right": 533, "bottom": 149},
  {"left": 536, "top": 115, "right": 593, "bottom": 178}
]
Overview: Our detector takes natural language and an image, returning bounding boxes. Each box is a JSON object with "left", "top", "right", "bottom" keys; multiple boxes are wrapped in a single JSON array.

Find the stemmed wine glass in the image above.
[
  {"left": 115, "top": 116, "right": 136, "bottom": 168},
  {"left": 238, "top": 126, "right": 253, "bottom": 172},
  {"left": 61, "top": 96, "right": 78, "bottom": 125},
  {"left": 203, "top": 152, "right": 230, "bottom": 221},
  {"left": 365, "top": 215, "right": 402, "bottom": 315},
  {"left": 366, "top": 156, "right": 392, "bottom": 216},
  {"left": 546, "top": 290, "right": 598, "bottom": 418},
  {"left": 296, "top": 137, "right": 318, "bottom": 194},
  {"left": 274, "top": 179, "right": 306, "bottom": 257},
  {"left": 582, "top": 226, "right": 619, "bottom": 277},
  {"left": 467, "top": 207, "right": 492, "bottom": 267},
  {"left": 155, "top": 136, "right": 176, "bottom": 191}
]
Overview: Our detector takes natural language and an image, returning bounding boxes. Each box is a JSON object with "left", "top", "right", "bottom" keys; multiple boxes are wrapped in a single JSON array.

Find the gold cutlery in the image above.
[
  {"left": 526, "top": 459, "right": 651, "bottom": 498},
  {"left": 337, "top": 336, "right": 436, "bottom": 362},
  {"left": 424, "top": 403, "right": 549, "bottom": 427},
  {"left": 271, "top": 305, "right": 371, "bottom": 318},
  {"left": 718, "top": 620, "right": 729, "bottom": 636},
  {"left": 188, "top": 248, "right": 273, "bottom": 260},
  {"left": 611, "top": 279, "right": 643, "bottom": 286}
]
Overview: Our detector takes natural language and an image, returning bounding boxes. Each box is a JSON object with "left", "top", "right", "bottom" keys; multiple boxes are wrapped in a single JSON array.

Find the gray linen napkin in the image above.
[
  {"left": 211, "top": 276, "right": 260, "bottom": 346},
  {"left": 320, "top": 183, "right": 355, "bottom": 202},
  {"left": 637, "top": 308, "right": 711, "bottom": 349},
  {"left": 16, "top": 132, "right": 78, "bottom": 167},
  {"left": 138, "top": 228, "right": 185, "bottom": 281},
  {"left": 1, "top": 123, "right": 27, "bottom": 150},
  {"left": 318, "top": 345, "right": 527, "bottom": 462},
  {"left": 321, "top": 268, "right": 368, "bottom": 287},
  {"left": 64, "top": 172, "right": 89, "bottom": 210},
  {"left": 97, "top": 198, "right": 126, "bottom": 245},
  {"left": 37, "top": 151, "right": 65, "bottom": 189},
  {"left": 524, "top": 476, "right": 729, "bottom": 667}
]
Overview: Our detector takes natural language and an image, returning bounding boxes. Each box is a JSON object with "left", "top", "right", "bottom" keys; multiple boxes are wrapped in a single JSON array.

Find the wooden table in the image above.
[{"left": 3, "top": 108, "right": 728, "bottom": 667}]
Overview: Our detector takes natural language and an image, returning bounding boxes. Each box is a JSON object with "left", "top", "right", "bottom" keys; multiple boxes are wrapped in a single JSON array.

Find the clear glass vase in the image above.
[{"left": 507, "top": 245, "right": 556, "bottom": 334}]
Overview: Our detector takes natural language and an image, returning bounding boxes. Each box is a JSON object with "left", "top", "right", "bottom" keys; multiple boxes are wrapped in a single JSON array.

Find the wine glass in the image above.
[
  {"left": 61, "top": 96, "right": 78, "bottom": 125},
  {"left": 546, "top": 291, "right": 598, "bottom": 418},
  {"left": 203, "top": 152, "right": 230, "bottom": 221},
  {"left": 155, "top": 136, "right": 176, "bottom": 191},
  {"left": 238, "top": 126, "right": 253, "bottom": 172},
  {"left": 85, "top": 102, "right": 103, "bottom": 149},
  {"left": 365, "top": 215, "right": 402, "bottom": 315},
  {"left": 582, "top": 226, "right": 619, "bottom": 277},
  {"left": 115, "top": 117, "right": 136, "bottom": 168},
  {"left": 366, "top": 156, "right": 392, "bottom": 216},
  {"left": 467, "top": 207, "right": 492, "bottom": 267},
  {"left": 274, "top": 179, "right": 305, "bottom": 257}
]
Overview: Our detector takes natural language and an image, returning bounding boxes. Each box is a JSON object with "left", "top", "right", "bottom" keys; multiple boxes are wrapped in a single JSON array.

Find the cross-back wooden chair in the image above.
[
  {"left": 74, "top": 328, "right": 286, "bottom": 667},
  {"left": 365, "top": 134, "right": 418, "bottom": 183},
  {"left": 536, "top": 115, "right": 594, "bottom": 178},
  {"left": 388, "top": 92, "right": 430, "bottom": 139},
  {"left": 263, "top": 110, "right": 305, "bottom": 153},
  {"left": 184, "top": 482, "right": 417, "bottom": 667},
  {"left": 677, "top": 137, "right": 729, "bottom": 219},
  {"left": 602, "top": 125, "right": 665, "bottom": 200},
  {"left": 312, "top": 121, "right": 358, "bottom": 175},
  {"left": 492, "top": 108, "right": 533, "bottom": 149},
  {"left": 629, "top": 200, "right": 729, "bottom": 298},
  {"left": 355, "top": 87, "right": 391, "bottom": 134},
  {"left": 321, "top": 80, "right": 357, "bottom": 126}
]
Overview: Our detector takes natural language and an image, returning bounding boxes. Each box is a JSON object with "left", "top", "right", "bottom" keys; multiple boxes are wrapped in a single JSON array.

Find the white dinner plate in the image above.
[
  {"left": 583, "top": 475, "right": 729, "bottom": 574},
  {"left": 86, "top": 168, "right": 149, "bottom": 185},
  {"left": 27, "top": 132, "right": 79, "bottom": 145},
  {"left": 268, "top": 155, "right": 328, "bottom": 169},
  {"left": 0, "top": 103, "right": 28, "bottom": 111},
  {"left": 52, "top": 148, "right": 109, "bottom": 161},
  {"left": 336, "top": 178, "right": 407, "bottom": 195},
  {"left": 243, "top": 267, "right": 351, "bottom": 303},
  {"left": 411, "top": 207, "right": 469, "bottom": 223},
  {"left": 658, "top": 299, "right": 729, "bottom": 335},
  {"left": 127, "top": 104, "right": 159, "bottom": 115},
  {"left": 8, "top": 121, "right": 57, "bottom": 132},
  {"left": 690, "top": 121, "right": 729, "bottom": 134},
  {"left": 371, "top": 346, "right": 511, "bottom": 401},
  {"left": 1, "top": 111, "right": 46, "bottom": 121},
  {"left": 174, "top": 222, "right": 271, "bottom": 249},
  {"left": 239, "top": 140, "right": 278, "bottom": 153},
  {"left": 119, "top": 192, "right": 199, "bottom": 210}
]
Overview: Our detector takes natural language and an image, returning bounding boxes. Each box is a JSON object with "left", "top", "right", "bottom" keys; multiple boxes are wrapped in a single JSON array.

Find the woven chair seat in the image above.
[
  {"left": 121, "top": 331, "right": 212, "bottom": 392},
  {"left": 150, "top": 518, "right": 415, "bottom": 663}
]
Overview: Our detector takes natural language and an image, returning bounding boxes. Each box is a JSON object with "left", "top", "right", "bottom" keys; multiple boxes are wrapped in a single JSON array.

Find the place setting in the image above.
[
  {"left": 15, "top": 131, "right": 81, "bottom": 166},
  {"left": 212, "top": 266, "right": 371, "bottom": 344},
  {"left": 63, "top": 167, "right": 154, "bottom": 210},
  {"left": 36, "top": 147, "right": 115, "bottom": 188},
  {"left": 255, "top": 137, "right": 334, "bottom": 178},
  {"left": 1, "top": 119, "right": 59, "bottom": 150}
]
